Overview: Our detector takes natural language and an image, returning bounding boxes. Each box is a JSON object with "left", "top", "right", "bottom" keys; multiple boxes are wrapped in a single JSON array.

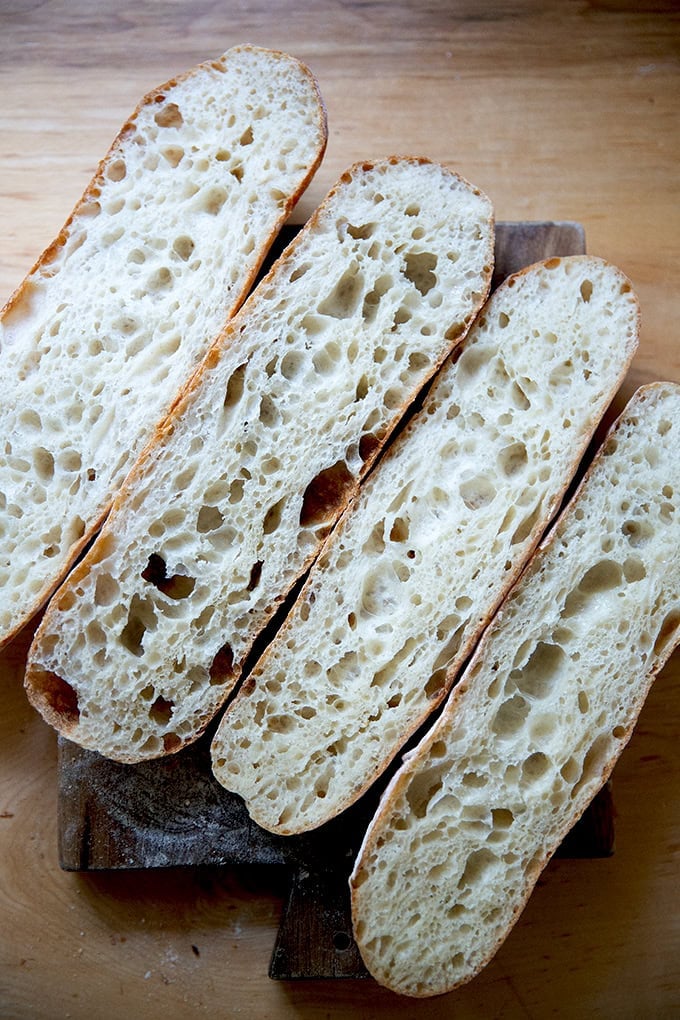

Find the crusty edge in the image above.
[
  {"left": 349, "top": 382, "right": 676, "bottom": 998},
  {"left": 23, "top": 158, "right": 494, "bottom": 749},
  {"left": 222, "top": 254, "right": 639, "bottom": 835},
  {"left": 1, "top": 45, "right": 327, "bottom": 651}
]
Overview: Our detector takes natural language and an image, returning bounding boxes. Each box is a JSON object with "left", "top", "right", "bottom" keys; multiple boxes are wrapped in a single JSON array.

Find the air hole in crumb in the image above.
[
  {"left": 209, "top": 643, "right": 235, "bottom": 685},
  {"left": 347, "top": 222, "right": 376, "bottom": 239},
  {"left": 510, "top": 501, "right": 543, "bottom": 546},
  {"left": 224, "top": 362, "right": 248, "bottom": 411},
  {"left": 361, "top": 274, "right": 392, "bottom": 323},
  {"left": 424, "top": 668, "right": 449, "bottom": 700},
  {"left": 403, "top": 251, "right": 437, "bottom": 295},
  {"left": 299, "top": 461, "right": 355, "bottom": 529},
  {"left": 623, "top": 556, "right": 647, "bottom": 583},
  {"left": 106, "top": 158, "right": 126, "bottom": 182},
  {"left": 392, "top": 306, "right": 411, "bottom": 328},
  {"left": 562, "top": 559, "right": 622, "bottom": 616},
  {"left": 318, "top": 266, "right": 364, "bottom": 319},
  {"left": 492, "top": 694, "right": 530, "bottom": 738},
  {"left": 290, "top": 263, "right": 310, "bottom": 283},
  {"left": 406, "top": 765, "right": 445, "bottom": 819},
  {"left": 148, "top": 266, "right": 173, "bottom": 291},
  {"left": 149, "top": 695, "right": 174, "bottom": 726},
  {"left": 94, "top": 572, "right": 119, "bottom": 607},
  {"left": 455, "top": 343, "right": 496, "bottom": 380},
  {"left": 239, "top": 125, "right": 254, "bottom": 146},
  {"left": 580, "top": 279, "right": 593, "bottom": 302},
  {"left": 458, "top": 849, "right": 497, "bottom": 888},
  {"left": 263, "top": 496, "right": 286, "bottom": 535},
  {"left": 460, "top": 475, "right": 495, "bottom": 511},
  {"left": 280, "top": 351, "right": 305, "bottom": 380},
  {"left": 511, "top": 381, "right": 531, "bottom": 410},
  {"left": 247, "top": 561, "right": 263, "bottom": 591},
  {"left": 355, "top": 375, "right": 369, "bottom": 401},
  {"left": 359, "top": 432, "right": 381, "bottom": 462},
  {"left": 498, "top": 441, "right": 527, "bottom": 477},
  {"left": 510, "top": 642, "right": 565, "bottom": 699},
  {"left": 622, "top": 518, "right": 654, "bottom": 547},
  {"left": 492, "top": 808, "right": 514, "bottom": 830},
  {"left": 34, "top": 447, "right": 55, "bottom": 482},
  {"left": 571, "top": 735, "right": 610, "bottom": 799},
  {"left": 141, "top": 553, "right": 195, "bottom": 600},
  {"left": 162, "top": 146, "right": 184, "bottom": 167},
  {"left": 154, "top": 102, "right": 183, "bottom": 128},
  {"left": 522, "top": 751, "right": 551, "bottom": 784},
  {"left": 389, "top": 517, "right": 410, "bottom": 542},
  {"left": 173, "top": 235, "right": 195, "bottom": 261},
  {"left": 199, "top": 186, "right": 228, "bottom": 215},
  {"left": 197, "top": 505, "right": 224, "bottom": 533},
  {"left": 259, "top": 393, "right": 280, "bottom": 426},
  {"left": 229, "top": 479, "right": 245, "bottom": 504},
  {"left": 120, "top": 594, "right": 156, "bottom": 657}
]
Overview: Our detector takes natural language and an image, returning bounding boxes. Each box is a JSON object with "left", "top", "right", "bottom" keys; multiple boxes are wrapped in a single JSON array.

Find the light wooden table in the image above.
[{"left": 1, "top": 3, "right": 678, "bottom": 1017}]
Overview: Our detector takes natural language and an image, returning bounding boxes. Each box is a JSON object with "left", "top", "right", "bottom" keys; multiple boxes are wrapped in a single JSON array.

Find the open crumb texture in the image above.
[
  {"left": 24, "top": 157, "right": 494, "bottom": 761},
  {"left": 349, "top": 381, "right": 680, "bottom": 997},
  {"left": 211, "top": 255, "right": 639, "bottom": 834},
  {"left": 0, "top": 44, "right": 327, "bottom": 647}
]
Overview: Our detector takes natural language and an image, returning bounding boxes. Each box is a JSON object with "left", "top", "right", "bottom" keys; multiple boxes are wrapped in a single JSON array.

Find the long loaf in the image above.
[
  {"left": 350, "top": 382, "right": 680, "bottom": 997},
  {"left": 0, "top": 45, "right": 327, "bottom": 648},
  {"left": 211, "top": 255, "right": 639, "bottom": 834},
  {"left": 24, "top": 157, "right": 494, "bottom": 761}
]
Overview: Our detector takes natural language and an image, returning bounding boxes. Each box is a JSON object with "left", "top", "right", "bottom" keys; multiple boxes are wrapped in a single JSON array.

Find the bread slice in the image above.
[
  {"left": 24, "top": 157, "right": 495, "bottom": 761},
  {"left": 210, "top": 256, "right": 639, "bottom": 834},
  {"left": 349, "top": 381, "right": 680, "bottom": 997},
  {"left": 0, "top": 44, "right": 327, "bottom": 649}
]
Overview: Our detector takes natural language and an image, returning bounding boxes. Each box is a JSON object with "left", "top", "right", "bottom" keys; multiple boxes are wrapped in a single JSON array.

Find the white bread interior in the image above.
[
  {"left": 210, "top": 255, "right": 640, "bottom": 834},
  {"left": 0, "top": 44, "right": 327, "bottom": 648},
  {"left": 24, "top": 157, "right": 494, "bottom": 761},
  {"left": 349, "top": 382, "right": 680, "bottom": 997}
]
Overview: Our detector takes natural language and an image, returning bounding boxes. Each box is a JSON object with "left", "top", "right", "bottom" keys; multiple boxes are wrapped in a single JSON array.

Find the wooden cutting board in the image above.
[{"left": 57, "top": 221, "right": 615, "bottom": 980}]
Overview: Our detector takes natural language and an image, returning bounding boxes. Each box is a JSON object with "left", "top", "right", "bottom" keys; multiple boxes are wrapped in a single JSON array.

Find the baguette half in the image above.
[
  {"left": 0, "top": 44, "right": 327, "bottom": 648},
  {"left": 211, "top": 256, "right": 639, "bottom": 833},
  {"left": 350, "top": 381, "right": 680, "bottom": 997},
  {"left": 24, "top": 157, "right": 494, "bottom": 761}
]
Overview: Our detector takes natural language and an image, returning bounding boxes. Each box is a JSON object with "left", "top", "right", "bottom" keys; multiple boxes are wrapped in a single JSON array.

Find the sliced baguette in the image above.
[
  {"left": 0, "top": 44, "right": 327, "bottom": 649},
  {"left": 211, "top": 256, "right": 639, "bottom": 834},
  {"left": 24, "top": 157, "right": 494, "bottom": 761},
  {"left": 350, "top": 381, "right": 680, "bottom": 997}
]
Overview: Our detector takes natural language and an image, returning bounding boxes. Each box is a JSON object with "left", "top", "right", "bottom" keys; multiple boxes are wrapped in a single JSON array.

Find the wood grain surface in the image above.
[{"left": 1, "top": 3, "right": 679, "bottom": 1018}]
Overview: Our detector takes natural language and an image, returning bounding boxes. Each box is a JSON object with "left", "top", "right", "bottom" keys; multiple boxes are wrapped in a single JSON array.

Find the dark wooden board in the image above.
[{"left": 58, "top": 221, "right": 613, "bottom": 981}]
